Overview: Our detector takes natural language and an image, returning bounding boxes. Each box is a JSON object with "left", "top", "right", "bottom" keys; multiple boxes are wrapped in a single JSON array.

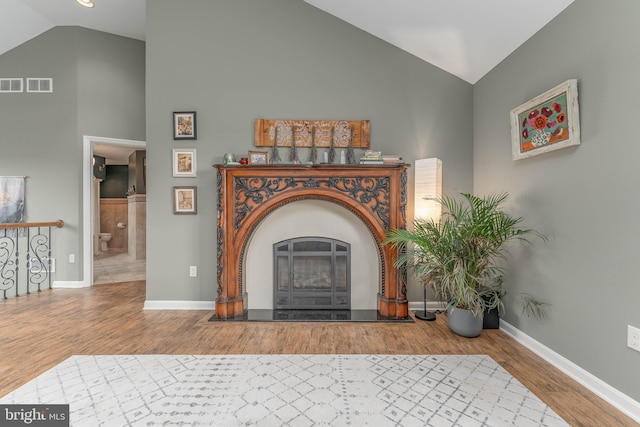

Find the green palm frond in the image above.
[{"left": 520, "top": 294, "right": 548, "bottom": 320}]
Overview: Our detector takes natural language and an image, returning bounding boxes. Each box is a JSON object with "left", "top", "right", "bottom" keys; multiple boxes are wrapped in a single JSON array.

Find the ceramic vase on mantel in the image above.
[{"left": 447, "top": 306, "right": 483, "bottom": 338}]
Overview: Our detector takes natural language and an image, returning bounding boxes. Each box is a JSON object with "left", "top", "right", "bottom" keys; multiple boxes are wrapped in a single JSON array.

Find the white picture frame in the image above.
[
  {"left": 172, "top": 148, "right": 197, "bottom": 177},
  {"left": 510, "top": 79, "right": 580, "bottom": 160}
]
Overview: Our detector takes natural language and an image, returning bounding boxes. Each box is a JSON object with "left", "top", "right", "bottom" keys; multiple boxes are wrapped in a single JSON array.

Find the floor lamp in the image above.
[
  {"left": 415, "top": 279, "right": 436, "bottom": 321},
  {"left": 413, "top": 158, "right": 442, "bottom": 321}
]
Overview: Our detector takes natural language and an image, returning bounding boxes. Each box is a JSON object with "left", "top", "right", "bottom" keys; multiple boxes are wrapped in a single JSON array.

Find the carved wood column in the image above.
[{"left": 215, "top": 164, "right": 409, "bottom": 319}]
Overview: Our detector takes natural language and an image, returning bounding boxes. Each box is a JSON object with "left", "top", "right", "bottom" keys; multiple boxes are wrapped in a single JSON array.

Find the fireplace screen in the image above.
[{"left": 274, "top": 237, "right": 350, "bottom": 309}]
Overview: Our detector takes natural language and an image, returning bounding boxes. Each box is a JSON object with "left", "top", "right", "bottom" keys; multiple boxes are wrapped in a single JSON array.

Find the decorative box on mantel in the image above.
[
  {"left": 254, "top": 119, "right": 371, "bottom": 148},
  {"left": 214, "top": 164, "right": 409, "bottom": 320}
]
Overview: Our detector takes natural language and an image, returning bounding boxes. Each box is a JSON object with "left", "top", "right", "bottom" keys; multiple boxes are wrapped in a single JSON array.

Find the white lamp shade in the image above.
[
  {"left": 414, "top": 158, "right": 442, "bottom": 221},
  {"left": 76, "top": 0, "right": 95, "bottom": 7}
]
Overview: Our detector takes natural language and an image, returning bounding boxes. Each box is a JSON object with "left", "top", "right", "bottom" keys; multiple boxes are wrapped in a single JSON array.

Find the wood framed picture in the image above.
[
  {"left": 173, "top": 111, "right": 197, "bottom": 140},
  {"left": 248, "top": 150, "right": 269, "bottom": 164},
  {"left": 510, "top": 79, "right": 580, "bottom": 160},
  {"left": 173, "top": 186, "right": 197, "bottom": 214},
  {"left": 172, "top": 148, "right": 197, "bottom": 177}
]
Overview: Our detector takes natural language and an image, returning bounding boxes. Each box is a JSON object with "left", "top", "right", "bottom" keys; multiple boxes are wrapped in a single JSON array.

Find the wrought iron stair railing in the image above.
[{"left": 0, "top": 220, "right": 64, "bottom": 299}]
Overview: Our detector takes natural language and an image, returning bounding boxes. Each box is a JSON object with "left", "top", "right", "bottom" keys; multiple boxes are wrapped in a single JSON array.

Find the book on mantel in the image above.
[
  {"left": 381, "top": 155, "right": 404, "bottom": 164},
  {"left": 359, "top": 151, "right": 404, "bottom": 165},
  {"left": 360, "top": 150, "right": 383, "bottom": 164}
]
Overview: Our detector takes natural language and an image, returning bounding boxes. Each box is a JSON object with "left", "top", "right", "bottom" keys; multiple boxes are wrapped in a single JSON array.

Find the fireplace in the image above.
[
  {"left": 214, "top": 164, "right": 409, "bottom": 319},
  {"left": 274, "top": 237, "right": 350, "bottom": 310}
]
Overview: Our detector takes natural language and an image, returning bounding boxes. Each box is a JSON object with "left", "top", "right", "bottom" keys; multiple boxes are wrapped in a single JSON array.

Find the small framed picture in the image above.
[
  {"left": 173, "top": 111, "right": 197, "bottom": 140},
  {"left": 172, "top": 148, "right": 197, "bottom": 177},
  {"left": 248, "top": 150, "right": 269, "bottom": 164},
  {"left": 173, "top": 186, "right": 197, "bottom": 214}
]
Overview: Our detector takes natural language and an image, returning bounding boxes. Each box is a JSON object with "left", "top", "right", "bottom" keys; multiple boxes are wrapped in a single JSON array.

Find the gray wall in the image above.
[
  {"left": 474, "top": 0, "right": 640, "bottom": 401},
  {"left": 0, "top": 26, "right": 145, "bottom": 282},
  {"left": 77, "top": 28, "right": 146, "bottom": 141},
  {"left": 145, "top": 0, "right": 474, "bottom": 303}
]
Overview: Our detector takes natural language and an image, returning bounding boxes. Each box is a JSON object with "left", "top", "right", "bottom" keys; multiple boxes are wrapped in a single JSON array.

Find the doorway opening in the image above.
[{"left": 82, "top": 136, "right": 146, "bottom": 287}]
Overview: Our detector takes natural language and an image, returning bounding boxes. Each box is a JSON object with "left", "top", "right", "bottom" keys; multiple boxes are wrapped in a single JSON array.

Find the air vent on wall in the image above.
[
  {"left": 0, "top": 78, "right": 23, "bottom": 93},
  {"left": 26, "top": 78, "right": 53, "bottom": 93}
]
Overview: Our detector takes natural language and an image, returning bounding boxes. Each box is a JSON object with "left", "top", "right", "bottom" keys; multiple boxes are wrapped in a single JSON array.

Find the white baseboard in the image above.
[
  {"left": 52, "top": 280, "right": 90, "bottom": 289},
  {"left": 408, "top": 300, "right": 448, "bottom": 312},
  {"left": 500, "top": 320, "right": 640, "bottom": 423},
  {"left": 143, "top": 300, "right": 215, "bottom": 310}
]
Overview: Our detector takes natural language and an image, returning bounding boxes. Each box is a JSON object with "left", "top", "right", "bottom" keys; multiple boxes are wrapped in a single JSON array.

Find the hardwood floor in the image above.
[{"left": 0, "top": 281, "right": 636, "bottom": 426}]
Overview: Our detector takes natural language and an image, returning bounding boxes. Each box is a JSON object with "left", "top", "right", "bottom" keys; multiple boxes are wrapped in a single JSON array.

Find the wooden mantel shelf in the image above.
[
  {"left": 214, "top": 163, "right": 409, "bottom": 319},
  {"left": 214, "top": 163, "right": 407, "bottom": 169}
]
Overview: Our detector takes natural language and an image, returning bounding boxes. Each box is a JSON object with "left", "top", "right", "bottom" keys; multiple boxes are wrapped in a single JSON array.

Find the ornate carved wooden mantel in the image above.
[{"left": 214, "top": 164, "right": 409, "bottom": 319}]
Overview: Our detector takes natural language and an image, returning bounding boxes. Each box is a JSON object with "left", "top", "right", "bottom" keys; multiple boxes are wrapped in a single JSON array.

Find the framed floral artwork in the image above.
[
  {"left": 173, "top": 186, "right": 197, "bottom": 214},
  {"left": 172, "top": 148, "right": 197, "bottom": 177},
  {"left": 510, "top": 79, "right": 580, "bottom": 160},
  {"left": 173, "top": 111, "right": 197, "bottom": 140}
]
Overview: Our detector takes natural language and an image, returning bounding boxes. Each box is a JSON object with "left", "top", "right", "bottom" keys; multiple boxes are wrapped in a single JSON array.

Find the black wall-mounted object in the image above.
[
  {"left": 128, "top": 150, "right": 146, "bottom": 194},
  {"left": 93, "top": 155, "right": 106, "bottom": 180},
  {"left": 100, "top": 165, "right": 128, "bottom": 198}
]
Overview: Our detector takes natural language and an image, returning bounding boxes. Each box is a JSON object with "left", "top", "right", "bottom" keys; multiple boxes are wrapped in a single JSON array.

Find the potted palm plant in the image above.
[{"left": 385, "top": 192, "right": 546, "bottom": 337}]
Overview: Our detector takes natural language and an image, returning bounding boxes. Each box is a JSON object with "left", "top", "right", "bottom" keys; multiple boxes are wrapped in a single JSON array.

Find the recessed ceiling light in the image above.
[{"left": 76, "top": 0, "right": 95, "bottom": 8}]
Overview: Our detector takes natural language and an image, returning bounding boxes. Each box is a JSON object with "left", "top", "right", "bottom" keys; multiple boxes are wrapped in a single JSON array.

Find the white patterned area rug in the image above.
[{"left": 0, "top": 354, "right": 569, "bottom": 427}]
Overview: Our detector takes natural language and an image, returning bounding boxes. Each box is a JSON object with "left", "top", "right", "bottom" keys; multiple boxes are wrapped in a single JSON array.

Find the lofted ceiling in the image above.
[
  {"left": 0, "top": 0, "right": 145, "bottom": 56},
  {"left": 2, "top": 0, "right": 573, "bottom": 162},
  {"left": 303, "top": 0, "right": 574, "bottom": 83},
  {"left": 2, "top": 0, "right": 573, "bottom": 83}
]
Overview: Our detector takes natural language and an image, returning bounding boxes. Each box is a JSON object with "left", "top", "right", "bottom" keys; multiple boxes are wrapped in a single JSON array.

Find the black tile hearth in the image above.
[{"left": 208, "top": 309, "right": 413, "bottom": 322}]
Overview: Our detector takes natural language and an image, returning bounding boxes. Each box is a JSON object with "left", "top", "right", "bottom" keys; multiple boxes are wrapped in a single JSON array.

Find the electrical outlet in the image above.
[
  {"left": 628, "top": 325, "right": 640, "bottom": 352},
  {"left": 189, "top": 266, "right": 197, "bottom": 277},
  {"left": 69, "top": 254, "right": 75, "bottom": 264},
  {"left": 49, "top": 258, "right": 56, "bottom": 273}
]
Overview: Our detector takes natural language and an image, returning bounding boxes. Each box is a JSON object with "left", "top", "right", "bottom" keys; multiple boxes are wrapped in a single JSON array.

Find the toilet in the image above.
[{"left": 99, "top": 233, "right": 112, "bottom": 252}]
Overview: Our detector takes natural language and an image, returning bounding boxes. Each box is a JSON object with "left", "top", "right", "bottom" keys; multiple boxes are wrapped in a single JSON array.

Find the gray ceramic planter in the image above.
[{"left": 447, "top": 306, "right": 483, "bottom": 338}]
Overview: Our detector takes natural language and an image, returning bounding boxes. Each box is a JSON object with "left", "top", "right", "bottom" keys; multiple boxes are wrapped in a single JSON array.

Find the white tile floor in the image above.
[{"left": 93, "top": 250, "right": 146, "bottom": 285}]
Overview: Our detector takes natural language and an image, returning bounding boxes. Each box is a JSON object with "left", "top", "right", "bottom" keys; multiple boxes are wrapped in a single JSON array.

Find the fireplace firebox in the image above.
[{"left": 274, "top": 237, "right": 350, "bottom": 310}]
